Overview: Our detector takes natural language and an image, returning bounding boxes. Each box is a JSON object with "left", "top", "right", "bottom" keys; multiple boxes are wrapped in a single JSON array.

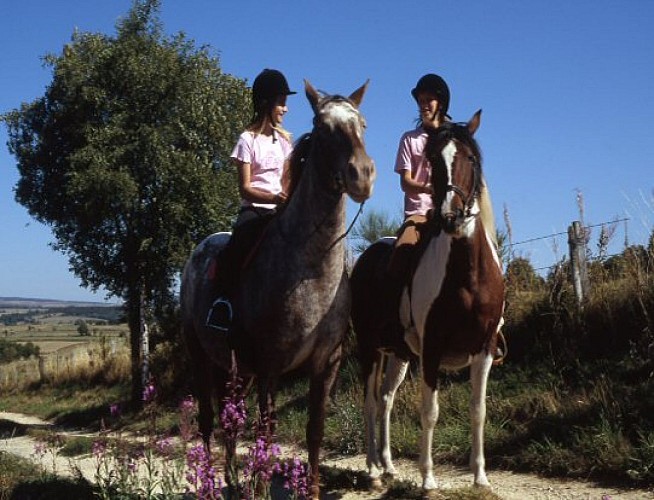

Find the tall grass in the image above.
[{"left": 3, "top": 237, "right": 654, "bottom": 493}]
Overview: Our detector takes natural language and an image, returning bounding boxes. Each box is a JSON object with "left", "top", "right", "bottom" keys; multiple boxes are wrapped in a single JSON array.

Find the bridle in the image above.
[
  {"left": 285, "top": 95, "right": 367, "bottom": 252},
  {"left": 444, "top": 150, "right": 482, "bottom": 219},
  {"left": 311, "top": 94, "right": 366, "bottom": 197},
  {"left": 427, "top": 122, "right": 483, "bottom": 223}
]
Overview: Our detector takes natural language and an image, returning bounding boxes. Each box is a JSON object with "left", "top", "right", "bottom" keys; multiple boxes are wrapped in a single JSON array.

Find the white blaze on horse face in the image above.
[
  {"left": 440, "top": 141, "right": 457, "bottom": 217},
  {"left": 321, "top": 101, "right": 363, "bottom": 140}
]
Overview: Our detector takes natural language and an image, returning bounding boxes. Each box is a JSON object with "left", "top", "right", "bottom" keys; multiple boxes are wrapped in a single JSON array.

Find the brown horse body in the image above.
[
  {"left": 351, "top": 111, "right": 504, "bottom": 491},
  {"left": 181, "top": 80, "right": 375, "bottom": 498}
]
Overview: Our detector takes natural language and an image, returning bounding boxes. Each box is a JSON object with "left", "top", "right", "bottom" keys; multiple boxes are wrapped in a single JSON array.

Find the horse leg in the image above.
[
  {"left": 418, "top": 375, "right": 440, "bottom": 490},
  {"left": 363, "top": 350, "right": 384, "bottom": 487},
  {"left": 379, "top": 354, "right": 409, "bottom": 476},
  {"left": 307, "top": 344, "right": 342, "bottom": 500},
  {"left": 469, "top": 352, "right": 493, "bottom": 487},
  {"left": 184, "top": 324, "right": 216, "bottom": 449}
]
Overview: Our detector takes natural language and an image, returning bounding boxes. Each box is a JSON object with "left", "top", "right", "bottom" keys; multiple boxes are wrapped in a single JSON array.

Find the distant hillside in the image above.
[
  {"left": 0, "top": 297, "right": 120, "bottom": 309},
  {"left": 0, "top": 297, "right": 124, "bottom": 326}
]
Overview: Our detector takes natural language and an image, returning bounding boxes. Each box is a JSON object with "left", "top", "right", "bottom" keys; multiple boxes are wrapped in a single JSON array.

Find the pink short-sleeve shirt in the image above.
[
  {"left": 231, "top": 131, "right": 293, "bottom": 209},
  {"left": 394, "top": 127, "right": 433, "bottom": 217}
]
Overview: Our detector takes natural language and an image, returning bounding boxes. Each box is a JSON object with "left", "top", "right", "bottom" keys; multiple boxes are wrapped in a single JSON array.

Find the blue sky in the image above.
[{"left": 2, "top": 0, "right": 653, "bottom": 302}]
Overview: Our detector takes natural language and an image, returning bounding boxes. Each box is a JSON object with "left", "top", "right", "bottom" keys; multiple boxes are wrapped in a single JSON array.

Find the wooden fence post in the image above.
[{"left": 568, "top": 220, "right": 590, "bottom": 305}]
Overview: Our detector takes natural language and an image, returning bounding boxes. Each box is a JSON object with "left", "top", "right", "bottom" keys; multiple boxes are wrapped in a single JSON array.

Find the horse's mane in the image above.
[
  {"left": 286, "top": 133, "right": 312, "bottom": 199},
  {"left": 425, "top": 122, "right": 483, "bottom": 177},
  {"left": 425, "top": 122, "right": 498, "bottom": 246}
]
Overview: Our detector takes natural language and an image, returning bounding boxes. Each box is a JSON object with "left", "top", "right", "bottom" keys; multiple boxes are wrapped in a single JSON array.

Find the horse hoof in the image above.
[
  {"left": 370, "top": 476, "right": 384, "bottom": 491},
  {"left": 383, "top": 466, "right": 398, "bottom": 477}
]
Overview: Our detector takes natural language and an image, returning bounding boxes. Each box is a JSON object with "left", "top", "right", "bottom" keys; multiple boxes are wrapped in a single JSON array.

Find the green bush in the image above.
[{"left": 0, "top": 338, "right": 40, "bottom": 363}]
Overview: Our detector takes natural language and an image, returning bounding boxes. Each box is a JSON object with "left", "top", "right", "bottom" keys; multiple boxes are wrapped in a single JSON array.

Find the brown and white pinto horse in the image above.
[
  {"left": 181, "top": 80, "right": 375, "bottom": 499},
  {"left": 350, "top": 110, "right": 504, "bottom": 491}
]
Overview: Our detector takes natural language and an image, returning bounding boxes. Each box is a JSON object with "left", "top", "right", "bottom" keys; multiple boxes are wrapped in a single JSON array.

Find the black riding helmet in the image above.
[
  {"left": 411, "top": 73, "right": 450, "bottom": 118},
  {"left": 252, "top": 69, "right": 296, "bottom": 113}
]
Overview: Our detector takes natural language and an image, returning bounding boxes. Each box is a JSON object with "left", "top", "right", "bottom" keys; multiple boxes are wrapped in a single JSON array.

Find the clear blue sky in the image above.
[{"left": 2, "top": 0, "right": 653, "bottom": 302}]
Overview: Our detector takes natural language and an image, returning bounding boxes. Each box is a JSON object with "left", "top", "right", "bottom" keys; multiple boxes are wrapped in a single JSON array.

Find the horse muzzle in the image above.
[
  {"left": 345, "top": 157, "right": 376, "bottom": 203},
  {"left": 442, "top": 210, "right": 464, "bottom": 235}
]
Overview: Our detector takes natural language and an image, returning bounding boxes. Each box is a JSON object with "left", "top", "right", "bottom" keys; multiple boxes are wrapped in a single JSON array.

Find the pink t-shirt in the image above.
[
  {"left": 231, "top": 131, "right": 293, "bottom": 209},
  {"left": 394, "top": 127, "right": 433, "bottom": 217}
]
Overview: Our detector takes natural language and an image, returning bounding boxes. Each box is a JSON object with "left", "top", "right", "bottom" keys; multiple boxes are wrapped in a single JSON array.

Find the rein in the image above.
[
  {"left": 325, "top": 200, "right": 365, "bottom": 253},
  {"left": 292, "top": 108, "right": 368, "bottom": 255}
]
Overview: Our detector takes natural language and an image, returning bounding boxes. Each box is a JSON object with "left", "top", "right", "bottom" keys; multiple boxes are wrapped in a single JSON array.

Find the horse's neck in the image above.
[
  {"left": 445, "top": 220, "right": 500, "bottom": 277},
  {"left": 277, "top": 159, "right": 346, "bottom": 261}
]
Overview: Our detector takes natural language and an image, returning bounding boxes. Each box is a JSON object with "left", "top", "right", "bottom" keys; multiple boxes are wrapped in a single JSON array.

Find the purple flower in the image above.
[
  {"left": 109, "top": 403, "right": 120, "bottom": 417},
  {"left": 92, "top": 440, "right": 107, "bottom": 459},
  {"left": 243, "top": 434, "right": 282, "bottom": 488},
  {"left": 142, "top": 382, "right": 156, "bottom": 403},
  {"left": 178, "top": 395, "right": 198, "bottom": 441},
  {"left": 155, "top": 437, "right": 174, "bottom": 456},
  {"left": 220, "top": 398, "right": 247, "bottom": 436},
  {"left": 32, "top": 441, "right": 47, "bottom": 459},
  {"left": 282, "top": 456, "right": 310, "bottom": 498},
  {"left": 179, "top": 395, "right": 196, "bottom": 414},
  {"left": 185, "top": 443, "right": 219, "bottom": 498}
]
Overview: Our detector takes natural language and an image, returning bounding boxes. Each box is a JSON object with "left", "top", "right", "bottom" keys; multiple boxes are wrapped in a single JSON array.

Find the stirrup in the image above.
[{"left": 206, "top": 297, "right": 233, "bottom": 333}]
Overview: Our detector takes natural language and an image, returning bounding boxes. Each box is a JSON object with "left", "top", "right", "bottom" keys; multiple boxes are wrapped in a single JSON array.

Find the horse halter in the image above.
[
  {"left": 311, "top": 95, "right": 366, "bottom": 195},
  {"left": 426, "top": 122, "right": 483, "bottom": 228},
  {"left": 445, "top": 151, "right": 481, "bottom": 219}
]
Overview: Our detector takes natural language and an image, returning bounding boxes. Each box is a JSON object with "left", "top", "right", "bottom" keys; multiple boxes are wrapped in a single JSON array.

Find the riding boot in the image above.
[{"left": 205, "top": 208, "right": 275, "bottom": 334}]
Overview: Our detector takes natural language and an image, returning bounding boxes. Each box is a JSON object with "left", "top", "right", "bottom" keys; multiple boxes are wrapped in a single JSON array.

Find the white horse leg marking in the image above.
[
  {"left": 364, "top": 356, "right": 384, "bottom": 480},
  {"left": 418, "top": 377, "right": 440, "bottom": 490},
  {"left": 469, "top": 352, "right": 493, "bottom": 487},
  {"left": 379, "top": 354, "right": 409, "bottom": 475}
]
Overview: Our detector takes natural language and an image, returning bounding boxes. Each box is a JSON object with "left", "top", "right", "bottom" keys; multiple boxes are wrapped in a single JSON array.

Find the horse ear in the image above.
[
  {"left": 304, "top": 79, "right": 320, "bottom": 113},
  {"left": 348, "top": 79, "right": 370, "bottom": 108},
  {"left": 468, "top": 109, "right": 482, "bottom": 135}
]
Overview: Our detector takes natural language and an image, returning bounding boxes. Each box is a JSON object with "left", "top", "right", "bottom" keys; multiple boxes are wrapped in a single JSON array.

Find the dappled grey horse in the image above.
[{"left": 181, "top": 80, "right": 375, "bottom": 499}]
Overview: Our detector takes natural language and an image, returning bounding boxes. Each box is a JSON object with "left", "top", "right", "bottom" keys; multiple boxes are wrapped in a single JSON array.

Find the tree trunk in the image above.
[
  {"left": 140, "top": 292, "right": 150, "bottom": 392},
  {"left": 126, "top": 288, "right": 143, "bottom": 406}
]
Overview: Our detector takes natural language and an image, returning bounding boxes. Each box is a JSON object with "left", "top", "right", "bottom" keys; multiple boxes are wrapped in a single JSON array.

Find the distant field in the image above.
[{"left": 1, "top": 322, "right": 128, "bottom": 356}]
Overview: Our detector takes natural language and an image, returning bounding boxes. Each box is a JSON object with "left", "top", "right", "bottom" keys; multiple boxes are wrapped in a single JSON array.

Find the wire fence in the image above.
[{"left": 508, "top": 217, "right": 634, "bottom": 275}]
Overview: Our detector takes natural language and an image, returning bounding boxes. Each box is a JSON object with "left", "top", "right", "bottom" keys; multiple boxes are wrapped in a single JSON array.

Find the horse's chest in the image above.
[{"left": 407, "top": 235, "right": 502, "bottom": 349}]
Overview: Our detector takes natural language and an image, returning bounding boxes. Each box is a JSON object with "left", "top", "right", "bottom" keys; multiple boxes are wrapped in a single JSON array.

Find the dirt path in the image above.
[{"left": 1, "top": 412, "right": 652, "bottom": 499}]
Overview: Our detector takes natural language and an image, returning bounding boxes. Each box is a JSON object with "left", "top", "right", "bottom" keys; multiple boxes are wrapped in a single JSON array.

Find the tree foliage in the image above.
[
  {"left": 2, "top": 0, "right": 251, "bottom": 401},
  {"left": 0, "top": 339, "right": 40, "bottom": 363},
  {"left": 351, "top": 208, "right": 401, "bottom": 255},
  {"left": 506, "top": 256, "right": 545, "bottom": 292}
]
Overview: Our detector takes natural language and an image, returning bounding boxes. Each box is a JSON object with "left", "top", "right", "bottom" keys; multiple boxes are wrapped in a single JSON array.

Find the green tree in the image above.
[
  {"left": 351, "top": 208, "right": 401, "bottom": 255},
  {"left": 506, "top": 256, "right": 545, "bottom": 292},
  {"left": 2, "top": 0, "right": 251, "bottom": 403},
  {"left": 77, "top": 320, "right": 90, "bottom": 337}
]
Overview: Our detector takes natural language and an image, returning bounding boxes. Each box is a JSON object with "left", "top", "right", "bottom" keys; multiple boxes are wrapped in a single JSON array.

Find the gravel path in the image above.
[{"left": 1, "top": 411, "right": 652, "bottom": 499}]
